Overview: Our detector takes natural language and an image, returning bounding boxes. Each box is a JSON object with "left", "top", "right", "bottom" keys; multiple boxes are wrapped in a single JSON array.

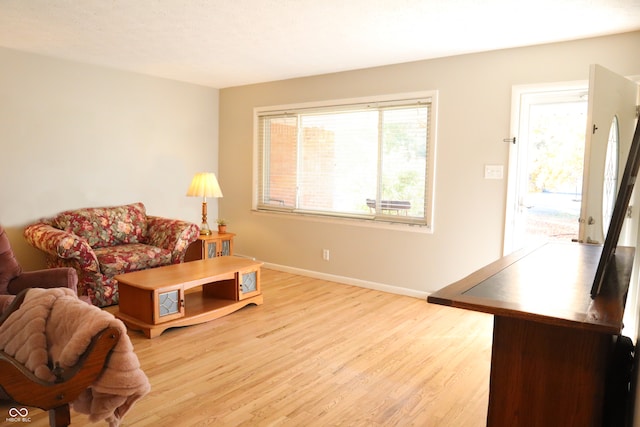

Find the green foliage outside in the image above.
[{"left": 528, "top": 103, "right": 586, "bottom": 194}]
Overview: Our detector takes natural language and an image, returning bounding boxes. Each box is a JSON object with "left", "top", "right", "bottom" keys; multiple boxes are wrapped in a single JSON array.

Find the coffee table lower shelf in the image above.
[{"left": 117, "top": 292, "right": 264, "bottom": 338}]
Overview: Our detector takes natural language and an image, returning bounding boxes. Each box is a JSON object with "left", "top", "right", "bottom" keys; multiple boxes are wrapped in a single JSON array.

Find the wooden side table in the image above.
[{"left": 184, "top": 232, "right": 235, "bottom": 262}]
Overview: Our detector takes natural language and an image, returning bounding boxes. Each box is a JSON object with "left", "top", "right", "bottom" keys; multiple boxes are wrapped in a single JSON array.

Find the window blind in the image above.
[{"left": 256, "top": 95, "right": 435, "bottom": 227}]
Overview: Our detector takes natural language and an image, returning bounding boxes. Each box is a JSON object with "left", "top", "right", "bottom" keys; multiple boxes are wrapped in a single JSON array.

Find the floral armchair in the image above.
[{"left": 24, "top": 202, "right": 199, "bottom": 307}]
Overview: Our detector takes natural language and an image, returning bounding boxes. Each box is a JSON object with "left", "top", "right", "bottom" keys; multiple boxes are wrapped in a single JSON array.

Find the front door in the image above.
[{"left": 579, "top": 64, "right": 639, "bottom": 245}]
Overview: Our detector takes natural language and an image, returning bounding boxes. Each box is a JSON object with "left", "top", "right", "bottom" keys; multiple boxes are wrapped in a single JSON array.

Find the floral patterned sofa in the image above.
[{"left": 24, "top": 202, "right": 199, "bottom": 307}]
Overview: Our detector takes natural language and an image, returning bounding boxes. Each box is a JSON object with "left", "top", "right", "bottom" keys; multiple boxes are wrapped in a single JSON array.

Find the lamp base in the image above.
[{"left": 199, "top": 220, "right": 212, "bottom": 236}]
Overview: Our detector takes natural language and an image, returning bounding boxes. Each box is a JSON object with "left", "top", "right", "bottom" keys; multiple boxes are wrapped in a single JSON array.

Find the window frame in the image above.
[{"left": 252, "top": 91, "right": 438, "bottom": 231}]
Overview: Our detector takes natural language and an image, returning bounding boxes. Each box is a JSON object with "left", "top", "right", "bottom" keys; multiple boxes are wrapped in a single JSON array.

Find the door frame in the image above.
[{"left": 503, "top": 81, "right": 588, "bottom": 256}]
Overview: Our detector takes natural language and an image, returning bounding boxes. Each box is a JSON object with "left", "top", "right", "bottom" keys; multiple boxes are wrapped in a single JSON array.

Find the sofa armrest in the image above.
[
  {"left": 7, "top": 268, "right": 78, "bottom": 295},
  {"left": 146, "top": 216, "right": 200, "bottom": 263},
  {"left": 23, "top": 223, "right": 100, "bottom": 272}
]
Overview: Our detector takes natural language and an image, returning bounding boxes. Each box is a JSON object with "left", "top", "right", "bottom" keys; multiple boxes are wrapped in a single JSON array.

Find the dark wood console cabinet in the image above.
[{"left": 428, "top": 242, "right": 634, "bottom": 426}]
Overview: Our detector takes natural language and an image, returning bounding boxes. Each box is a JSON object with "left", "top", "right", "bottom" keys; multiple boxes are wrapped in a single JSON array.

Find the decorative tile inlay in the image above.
[
  {"left": 242, "top": 271, "right": 257, "bottom": 293},
  {"left": 222, "top": 240, "right": 230, "bottom": 256},
  {"left": 159, "top": 290, "right": 179, "bottom": 316}
]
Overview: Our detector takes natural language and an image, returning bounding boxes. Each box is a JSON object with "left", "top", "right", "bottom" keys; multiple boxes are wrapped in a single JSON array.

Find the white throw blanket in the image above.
[{"left": 0, "top": 287, "right": 150, "bottom": 426}]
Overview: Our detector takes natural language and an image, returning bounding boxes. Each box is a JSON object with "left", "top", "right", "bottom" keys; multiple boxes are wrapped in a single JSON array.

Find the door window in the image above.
[{"left": 602, "top": 116, "right": 619, "bottom": 235}]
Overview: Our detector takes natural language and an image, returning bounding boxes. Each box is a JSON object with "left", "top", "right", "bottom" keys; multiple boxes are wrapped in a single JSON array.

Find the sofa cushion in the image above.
[
  {"left": 94, "top": 244, "right": 172, "bottom": 277},
  {"left": 53, "top": 203, "right": 148, "bottom": 249}
]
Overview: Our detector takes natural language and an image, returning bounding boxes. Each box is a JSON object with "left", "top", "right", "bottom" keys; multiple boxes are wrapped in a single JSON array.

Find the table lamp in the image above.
[{"left": 187, "top": 172, "right": 223, "bottom": 235}]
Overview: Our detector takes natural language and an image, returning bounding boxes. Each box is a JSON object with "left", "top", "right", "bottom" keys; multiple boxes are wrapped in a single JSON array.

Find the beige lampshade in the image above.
[
  {"left": 186, "top": 172, "right": 223, "bottom": 198},
  {"left": 187, "top": 172, "right": 223, "bottom": 235}
]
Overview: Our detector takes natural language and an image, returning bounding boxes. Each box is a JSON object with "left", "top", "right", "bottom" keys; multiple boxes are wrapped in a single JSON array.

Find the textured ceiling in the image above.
[{"left": 1, "top": 0, "right": 639, "bottom": 88}]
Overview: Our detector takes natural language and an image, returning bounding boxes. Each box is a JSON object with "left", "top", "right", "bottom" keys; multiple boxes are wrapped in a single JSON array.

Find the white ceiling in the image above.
[{"left": 1, "top": 0, "right": 639, "bottom": 89}]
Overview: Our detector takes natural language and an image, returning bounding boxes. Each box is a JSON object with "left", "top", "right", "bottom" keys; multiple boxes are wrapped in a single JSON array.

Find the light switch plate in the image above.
[{"left": 484, "top": 165, "right": 504, "bottom": 180}]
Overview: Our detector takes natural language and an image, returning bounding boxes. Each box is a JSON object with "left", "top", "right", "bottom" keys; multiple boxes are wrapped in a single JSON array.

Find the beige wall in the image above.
[
  {"left": 219, "top": 31, "right": 640, "bottom": 297},
  {"left": 0, "top": 47, "right": 220, "bottom": 270}
]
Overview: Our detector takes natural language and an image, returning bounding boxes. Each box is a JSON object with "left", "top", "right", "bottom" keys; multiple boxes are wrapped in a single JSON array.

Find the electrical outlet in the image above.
[{"left": 322, "top": 249, "right": 330, "bottom": 261}]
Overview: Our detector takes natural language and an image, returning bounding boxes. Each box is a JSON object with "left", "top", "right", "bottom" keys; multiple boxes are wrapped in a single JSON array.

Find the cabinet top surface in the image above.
[
  {"left": 428, "top": 243, "right": 634, "bottom": 333},
  {"left": 114, "top": 256, "right": 262, "bottom": 290},
  {"left": 197, "top": 232, "right": 235, "bottom": 241}
]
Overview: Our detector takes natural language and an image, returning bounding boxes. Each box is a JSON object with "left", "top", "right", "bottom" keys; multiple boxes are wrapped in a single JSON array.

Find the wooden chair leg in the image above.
[{"left": 48, "top": 404, "right": 70, "bottom": 427}]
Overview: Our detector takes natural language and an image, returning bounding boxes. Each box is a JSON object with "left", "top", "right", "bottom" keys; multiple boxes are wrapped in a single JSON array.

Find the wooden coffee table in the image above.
[{"left": 114, "top": 257, "right": 263, "bottom": 338}]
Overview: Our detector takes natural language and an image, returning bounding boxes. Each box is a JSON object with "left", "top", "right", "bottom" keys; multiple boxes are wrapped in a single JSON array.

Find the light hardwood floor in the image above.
[{"left": 2, "top": 269, "right": 493, "bottom": 426}]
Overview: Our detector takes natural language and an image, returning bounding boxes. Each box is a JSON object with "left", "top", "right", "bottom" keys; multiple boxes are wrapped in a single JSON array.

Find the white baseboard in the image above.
[{"left": 256, "top": 259, "right": 430, "bottom": 300}]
